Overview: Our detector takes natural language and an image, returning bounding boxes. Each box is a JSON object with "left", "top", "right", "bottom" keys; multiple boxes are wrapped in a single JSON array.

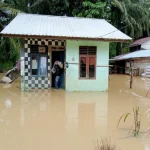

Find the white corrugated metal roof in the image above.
[
  {"left": 112, "top": 50, "right": 150, "bottom": 60},
  {"left": 1, "top": 13, "right": 132, "bottom": 41}
]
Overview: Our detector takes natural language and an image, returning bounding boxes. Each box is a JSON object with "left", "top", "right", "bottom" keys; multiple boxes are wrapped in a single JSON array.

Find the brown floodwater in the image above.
[{"left": 0, "top": 74, "right": 150, "bottom": 150}]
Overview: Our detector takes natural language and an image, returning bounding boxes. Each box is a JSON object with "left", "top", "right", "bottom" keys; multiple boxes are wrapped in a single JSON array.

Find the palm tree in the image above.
[
  {"left": 111, "top": 0, "right": 150, "bottom": 38},
  {"left": 0, "top": 0, "right": 78, "bottom": 72},
  {"left": 0, "top": 0, "right": 22, "bottom": 72},
  {"left": 110, "top": 0, "right": 150, "bottom": 55},
  {"left": 1, "top": 0, "right": 150, "bottom": 58},
  {"left": 29, "top": 0, "right": 82, "bottom": 16}
]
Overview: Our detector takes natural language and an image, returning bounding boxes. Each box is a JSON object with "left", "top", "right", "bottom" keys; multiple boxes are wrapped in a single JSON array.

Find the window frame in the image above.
[
  {"left": 79, "top": 46, "right": 97, "bottom": 80},
  {"left": 38, "top": 53, "right": 48, "bottom": 77},
  {"left": 30, "top": 52, "right": 48, "bottom": 77}
]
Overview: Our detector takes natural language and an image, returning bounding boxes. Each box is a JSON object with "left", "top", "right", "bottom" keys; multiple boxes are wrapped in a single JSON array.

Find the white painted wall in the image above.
[
  {"left": 141, "top": 40, "right": 150, "bottom": 49},
  {"left": 134, "top": 62, "right": 150, "bottom": 75},
  {"left": 125, "top": 60, "right": 150, "bottom": 75},
  {"left": 65, "top": 40, "right": 109, "bottom": 91}
]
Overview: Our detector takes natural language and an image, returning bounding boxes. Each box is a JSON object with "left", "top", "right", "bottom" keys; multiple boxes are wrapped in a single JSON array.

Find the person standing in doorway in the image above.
[{"left": 54, "top": 62, "right": 63, "bottom": 89}]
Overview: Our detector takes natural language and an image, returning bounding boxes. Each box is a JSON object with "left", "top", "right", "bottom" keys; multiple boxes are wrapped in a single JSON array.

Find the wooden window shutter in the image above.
[{"left": 79, "top": 46, "right": 96, "bottom": 55}]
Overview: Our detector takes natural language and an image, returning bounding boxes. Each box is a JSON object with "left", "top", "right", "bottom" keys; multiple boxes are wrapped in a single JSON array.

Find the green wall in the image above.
[{"left": 66, "top": 40, "right": 109, "bottom": 91}]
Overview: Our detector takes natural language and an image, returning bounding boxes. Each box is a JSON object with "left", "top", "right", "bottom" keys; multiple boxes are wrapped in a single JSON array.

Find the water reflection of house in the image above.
[
  {"left": 19, "top": 91, "right": 108, "bottom": 149},
  {"left": 112, "top": 37, "right": 150, "bottom": 75},
  {"left": 65, "top": 92, "right": 108, "bottom": 135},
  {"left": 1, "top": 13, "right": 131, "bottom": 91}
]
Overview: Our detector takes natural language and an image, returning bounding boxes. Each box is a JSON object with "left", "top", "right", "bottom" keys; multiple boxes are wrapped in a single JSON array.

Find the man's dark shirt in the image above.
[{"left": 55, "top": 65, "right": 62, "bottom": 76}]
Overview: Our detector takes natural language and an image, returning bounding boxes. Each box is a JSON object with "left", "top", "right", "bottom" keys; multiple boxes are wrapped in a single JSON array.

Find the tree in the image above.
[
  {"left": 1, "top": 0, "right": 150, "bottom": 63},
  {"left": 0, "top": 0, "right": 21, "bottom": 72},
  {"left": 72, "top": 0, "right": 110, "bottom": 21},
  {"left": 71, "top": 0, "right": 150, "bottom": 56},
  {"left": 110, "top": 0, "right": 150, "bottom": 55},
  {"left": 111, "top": 0, "right": 150, "bottom": 39}
]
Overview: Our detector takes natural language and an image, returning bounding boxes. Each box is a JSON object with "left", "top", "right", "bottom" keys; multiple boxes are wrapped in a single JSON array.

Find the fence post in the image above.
[{"left": 130, "top": 61, "right": 133, "bottom": 89}]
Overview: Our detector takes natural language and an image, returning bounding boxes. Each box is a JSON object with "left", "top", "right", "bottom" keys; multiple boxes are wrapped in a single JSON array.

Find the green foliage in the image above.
[
  {"left": 117, "top": 106, "right": 150, "bottom": 137},
  {"left": 121, "top": 43, "right": 130, "bottom": 54},
  {"left": 0, "top": 61, "right": 13, "bottom": 72},
  {"left": 109, "top": 43, "right": 116, "bottom": 58},
  {"left": 0, "top": 0, "right": 150, "bottom": 64},
  {"left": 111, "top": 0, "right": 150, "bottom": 39},
  {"left": 117, "top": 106, "right": 141, "bottom": 137},
  {"left": 30, "top": 0, "right": 69, "bottom": 15},
  {"left": 0, "top": 1, "right": 21, "bottom": 72},
  {"left": 72, "top": 0, "right": 111, "bottom": 21},
  {"left": 0, "top": 37, "right": 20, "bottom": 72}
]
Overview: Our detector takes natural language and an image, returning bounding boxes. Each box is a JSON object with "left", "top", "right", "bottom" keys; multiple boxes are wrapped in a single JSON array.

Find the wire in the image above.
[{"left": 99, "top": 24, "right": 129, "bottom": 38}]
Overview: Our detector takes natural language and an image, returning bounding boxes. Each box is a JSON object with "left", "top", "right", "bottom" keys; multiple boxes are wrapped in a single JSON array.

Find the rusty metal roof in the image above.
[
  {"left": 130, "top": 37, "right": 150, "bottom": 47},
  {"left": 1, "top": 13, "right": 132, "bottom": 41}
]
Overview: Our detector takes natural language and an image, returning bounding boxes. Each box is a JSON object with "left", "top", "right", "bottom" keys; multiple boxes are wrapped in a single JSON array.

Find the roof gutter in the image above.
[
  {"left": 111, "top": 56, "right": 150, "bottom": 61},
  {"left": 1, "top": 33, "right": 132, "bottom": 43}
]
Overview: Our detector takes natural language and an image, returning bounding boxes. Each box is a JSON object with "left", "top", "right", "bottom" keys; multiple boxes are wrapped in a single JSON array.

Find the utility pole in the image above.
[{"left": 130, "top": 61, "right": 133, "bottom": 89}]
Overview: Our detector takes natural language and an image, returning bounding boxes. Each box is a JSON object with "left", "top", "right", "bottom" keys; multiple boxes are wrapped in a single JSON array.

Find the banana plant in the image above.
[{"left": 117, "top": 106, "right": 150, "bottom": 137}]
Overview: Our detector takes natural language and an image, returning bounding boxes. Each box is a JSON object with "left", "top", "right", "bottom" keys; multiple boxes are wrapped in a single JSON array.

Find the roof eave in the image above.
[
  {"left": 129, "top": 44, "right": 139, "bottom": 47},
  {"left": 1, "top": 33, "right": 131, "bottom": 43},
  {"left": 112, "top": 56, "right": 150, "bottom": 61},
  {"left": 111, "top": 58, "right": 131, "bottom": 61}
]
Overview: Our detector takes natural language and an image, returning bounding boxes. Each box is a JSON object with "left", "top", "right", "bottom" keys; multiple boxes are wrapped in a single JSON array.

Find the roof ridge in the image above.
[{"left": 18, "top": 13, "right": 106, "bottom": 21}]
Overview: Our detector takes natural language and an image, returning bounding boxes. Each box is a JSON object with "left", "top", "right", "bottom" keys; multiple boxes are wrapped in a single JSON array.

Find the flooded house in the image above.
[
  {"left": 112, "top": 37, "right": 150, "bottom": 76},
  {"left": 1, "top": 13, "right": 131, "bottom": 91}
]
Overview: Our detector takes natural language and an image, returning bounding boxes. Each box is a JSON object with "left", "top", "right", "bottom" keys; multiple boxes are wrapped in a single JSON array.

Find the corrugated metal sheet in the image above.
[
  {"left": 112, "top": 50, "right": 150, "bottom": 60},
  {"left": 130, "top": 37, "right": 150, "bottom": 47},
  {"left": 1, "top": 13, "right": 132, "bottom": 41}
]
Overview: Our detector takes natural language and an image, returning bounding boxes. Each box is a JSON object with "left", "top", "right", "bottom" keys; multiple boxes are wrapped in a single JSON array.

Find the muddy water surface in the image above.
[{"left": 0, "top": 74, "right": 150, "bottom": 150}]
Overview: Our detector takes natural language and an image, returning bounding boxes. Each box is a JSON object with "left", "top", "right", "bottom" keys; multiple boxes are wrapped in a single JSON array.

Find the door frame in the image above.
[{"left": 50, "top": 47, "right": 66, "bottom": 89}]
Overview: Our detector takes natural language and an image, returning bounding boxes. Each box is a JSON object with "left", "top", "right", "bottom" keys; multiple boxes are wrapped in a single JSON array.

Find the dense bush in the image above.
[
  {"left": 0, "top": 0, "right": 150, "bottom": 68},
  {"left": 0, "top": 37, "right": 20, "bottom": 72}
]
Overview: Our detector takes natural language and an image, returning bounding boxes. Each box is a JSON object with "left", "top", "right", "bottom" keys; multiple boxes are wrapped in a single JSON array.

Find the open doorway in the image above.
[{"left": 51, "top": 51, "right": 65, "bottom": 89}]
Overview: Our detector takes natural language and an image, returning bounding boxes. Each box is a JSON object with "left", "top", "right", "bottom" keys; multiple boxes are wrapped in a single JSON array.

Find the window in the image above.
[
  {"left": 39, "top": 55, "right": 47, "bottom": 76},
  {"left": 30, "top": 45, "right": 48, "bottom": 77},
  {"left": 31, "top": 54, "right": 38, "bottom": 75},
  {"left": 79, "top": 46, "right": 96, "bottom": 79}
]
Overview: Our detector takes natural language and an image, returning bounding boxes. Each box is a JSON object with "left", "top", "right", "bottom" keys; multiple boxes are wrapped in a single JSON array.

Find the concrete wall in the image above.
[
  {"left": 125, "top": 58, "right": 150, "bottom": 75},
  {"left": 134, "top": 58, "right": 150, "bottom": 75},
  {"left": 65, "top": 40, "right": 109, "bottom": 91},
  {"left": 141, "top": 40, "right": 150, "bottom": 49},
  {"left": 24, "top": 38, "right": 51, "bottom": 89},
  {"left": 23, "top": 38, "right": 65, "bottom": 89}
]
